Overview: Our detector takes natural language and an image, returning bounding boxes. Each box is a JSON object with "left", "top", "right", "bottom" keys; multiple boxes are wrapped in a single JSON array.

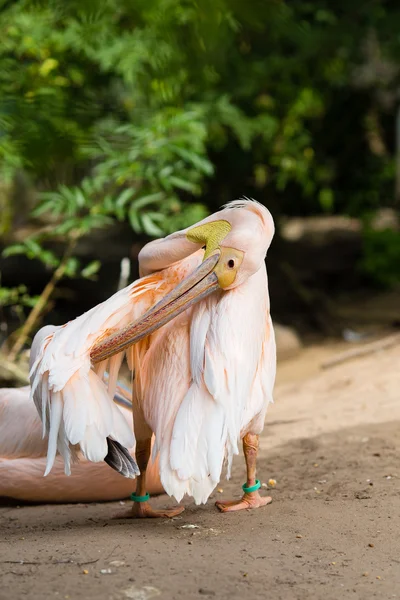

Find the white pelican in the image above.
[{"left": 30, "top": 199, "right": 276, "bottom": 517}]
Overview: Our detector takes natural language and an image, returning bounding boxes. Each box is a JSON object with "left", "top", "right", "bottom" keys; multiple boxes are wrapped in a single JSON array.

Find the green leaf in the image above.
[
  {"left": 3, "top": 244, "right": 29, "bottom": 257},
  {"left": 116, "top": 188, "right": 135, "bottom": 208},
  {"left": 21, "top": 294, "right": 40, "bottom": 308},
  {"left": 141, "top": 213, "right": 164, "bottom": 237},
  {"left": 81, "top": 260, "right": 101, "bottom": 279},
  {"left": 24, "top": 239, "right": 42, "bottom": 255},
  {"left": 169, "top": 176, "right": 199, "bottom": 194},
  {"left": 64, "top": 257, "right": 80, "bottom": 278},
  {"left": 145, "top": 211, "right": 165, "bottom": 223},
  {"left": 52, "top": 219, "right": 80, "bottom": 236},
  {"left": 128, "top": 206, "right": 141, "bottom": 232},
  {"left": 132, "top": 192, "right": 165, "bottom": 210},
  {"left": 74, "top": 187, "right": 87, "bottom": 208},
  {"left": 39, "top": 249, "right": 61, "bottom": 268},
  {"left": 32, "top": 199, "right": 57, "bottom": 217},
  {"left": 114, "top": 188, "right": 136, "bottom": 219},
  {"left": 170, "top": 146, "right": 214, "bottom": 176}
]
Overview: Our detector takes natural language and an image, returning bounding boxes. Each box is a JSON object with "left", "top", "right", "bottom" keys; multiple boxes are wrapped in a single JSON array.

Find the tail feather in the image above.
[
  {"left": 79, "top": 422, "right": 108, "bottom": 463},
  {"left": 32, "top": 345, "right": 135, "bottom": 475},
  {"left": 110, "top": 401, "right": 134, "bottom": 449},
  {"left": 44, "top": 392, "right": 63, "bottom": 476},
  {"left": 0, "top": 383, "right": 134, "bottom": 464},
  {"left": 104, "top": 438, "right": 139, "bottom": 479},
  {"left": 57, "top": 423, "right": 72, "bottom": 476},
  {"left": 40, "top": 373, "right": 50, "bottom": 439},
  {"left": 86, "top": 371, "right": 114, "bottom": 436},
  {"left": 167, "top": 382, "right": 229, "bottom": 504},
  {"left": 62, "top": 382, "right": 87, "bottom": 445}
]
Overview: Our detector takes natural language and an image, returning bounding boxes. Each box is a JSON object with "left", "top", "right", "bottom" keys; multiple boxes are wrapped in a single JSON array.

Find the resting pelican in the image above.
[
  {"left": 30, "top": 199, "right": 276, "bottom": 517},
  {"left": 0, "top": 384, "right": 162, "bottom": 503}
]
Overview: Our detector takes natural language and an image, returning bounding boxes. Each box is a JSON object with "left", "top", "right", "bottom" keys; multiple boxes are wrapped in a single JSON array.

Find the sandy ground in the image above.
[{"left": 1, "top": 340, "right": 400, "bottom": 600}]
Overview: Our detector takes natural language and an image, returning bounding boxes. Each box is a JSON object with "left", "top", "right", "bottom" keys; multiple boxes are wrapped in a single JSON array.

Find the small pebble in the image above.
[
  {"left": 100, "top": 568, "right": 112, "bottom": 574},
  {"left": 363, "top": 572, "right": 369, "bottom": 577},
  {"left": 296, "top": 535, "right": 302, "bottom": 539},
  {"left": 268, "top": 479, "right": 277, "bottom": 487},
  {"left": 217, "top": 488, "right": 223, "bottom": 493},
  {"left": 82, "top": 569, "right": 89, "bottom": 575},
  {"left": 376, "top": 576, "right": 381, "bottom": 580},
  {"left": 368, "top": 543, "right": 374, "bottom": 548},
  {"left": 331, "top": 562, "right": 336, "bottom": 565}
]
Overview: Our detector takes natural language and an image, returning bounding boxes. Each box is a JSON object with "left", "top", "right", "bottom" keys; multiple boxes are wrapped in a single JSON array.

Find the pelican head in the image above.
[{"left": 91, "top": 199, "right": 274, "bottom": 363}]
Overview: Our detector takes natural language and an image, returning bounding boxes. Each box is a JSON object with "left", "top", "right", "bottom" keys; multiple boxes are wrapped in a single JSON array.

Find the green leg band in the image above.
[
  {"left": 242, "top": 479, "right": 261, "bottom": 494},
  {"left": 130, "top": 492, "right": 150, "bottom": 502}
]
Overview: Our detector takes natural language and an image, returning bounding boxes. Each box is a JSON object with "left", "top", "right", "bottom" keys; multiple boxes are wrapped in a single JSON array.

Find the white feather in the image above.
[
  {"left": 107, "top": 352, "right": 124, "bottom": 398},
  {"left": 29, "top": 274, "right": 160, "bottom": 476},
  {"left": 44, "top": 392, "right": 63, "bottom": 476},
  {"left": 170, "top": 385, "right": 205, "bottom": 480},
  {"left": 79, "top": 423, "right": 107, "bottom": 462}
]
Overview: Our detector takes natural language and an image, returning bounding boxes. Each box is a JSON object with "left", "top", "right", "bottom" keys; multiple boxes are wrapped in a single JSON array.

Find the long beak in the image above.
[{"left": 90, "top": 252, "right": 220, "bottom": 364}]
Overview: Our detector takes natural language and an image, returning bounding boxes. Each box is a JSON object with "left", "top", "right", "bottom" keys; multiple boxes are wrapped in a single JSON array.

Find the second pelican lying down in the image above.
[{"left": 0, "top": 385, "right": 162, "bottom": 504}]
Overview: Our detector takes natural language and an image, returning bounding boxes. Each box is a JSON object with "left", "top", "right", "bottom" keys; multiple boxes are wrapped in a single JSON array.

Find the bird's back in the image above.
[{"left": 0, "top": 386, "right": 48, "bottom": 458}]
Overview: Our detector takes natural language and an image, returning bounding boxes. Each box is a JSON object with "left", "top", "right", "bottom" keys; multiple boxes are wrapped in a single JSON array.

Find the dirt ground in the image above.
[{"left": 1, "top": 339, "right": 400, "bottom": 600}]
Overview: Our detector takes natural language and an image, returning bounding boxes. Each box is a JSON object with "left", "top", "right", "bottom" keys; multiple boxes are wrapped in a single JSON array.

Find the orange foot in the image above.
[
  {"left": 113, "top": 501, "right": 185, "bottom": 519},
  {"left": 215, "top": 491, "right": 272, "bottom": 513}
]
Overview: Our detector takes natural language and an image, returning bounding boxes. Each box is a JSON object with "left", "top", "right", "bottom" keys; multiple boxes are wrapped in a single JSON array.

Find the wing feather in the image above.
[{"left": 29, "top": 275, "right": 163, "bottom": 475}]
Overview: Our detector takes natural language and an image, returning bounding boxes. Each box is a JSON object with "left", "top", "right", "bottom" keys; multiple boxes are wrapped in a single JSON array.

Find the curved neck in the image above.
[{"left": 138, "top": 232, "right": 202, "bottom": 276}]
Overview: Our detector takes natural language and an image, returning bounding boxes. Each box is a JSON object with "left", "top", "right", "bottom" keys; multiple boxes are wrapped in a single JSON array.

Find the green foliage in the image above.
[
  {"left": 0, "top": 284, "right": 38, "bottom": 309},
  {"left": 0, "top": 282, "right": 39, "bottom": 331},
  {"left": 360, "top": 228, "right": 400, "bottom": 288},
  {"left": 1, "top": 0, "right": 400, "bottom": 311},
  {"left": 80, "top": 108, "right": 212, "bottom": 235},
  {"left": 2, "top": 188, "right": 112, "bottom": 281},
  {"left": 2, "top": 0, "right": 400, "bottom": 217}
]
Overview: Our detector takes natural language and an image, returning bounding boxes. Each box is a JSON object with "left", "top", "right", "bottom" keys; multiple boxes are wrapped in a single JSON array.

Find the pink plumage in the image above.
[{"left": 28, "top": 199, "right": 276, "bottom": 514}]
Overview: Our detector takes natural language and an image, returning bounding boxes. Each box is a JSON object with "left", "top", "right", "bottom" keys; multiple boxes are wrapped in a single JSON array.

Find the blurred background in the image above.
[{"left": 0, "top": 0, "right": 399, "bottom": 381}]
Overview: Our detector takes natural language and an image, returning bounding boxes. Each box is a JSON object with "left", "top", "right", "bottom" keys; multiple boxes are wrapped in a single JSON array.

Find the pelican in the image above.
[
  {"left": 30, "top": 199, "right": 276, "bottom": 517},
  {"left": 0, "top": 384, "right": 162, "bottom": 503}
]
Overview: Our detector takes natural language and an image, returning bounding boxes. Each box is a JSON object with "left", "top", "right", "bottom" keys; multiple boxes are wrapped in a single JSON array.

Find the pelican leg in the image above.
[
  {"left": 114, "top": 438, "right": 185, "bottom": 519},
  {"left": 215, "top": 433, "right": 272, "bottom": 513}
]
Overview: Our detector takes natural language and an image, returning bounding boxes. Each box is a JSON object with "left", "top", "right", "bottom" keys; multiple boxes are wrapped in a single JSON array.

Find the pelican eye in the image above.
[{"left": 227, "top": 259, "right": 235, "bottom": 269}]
